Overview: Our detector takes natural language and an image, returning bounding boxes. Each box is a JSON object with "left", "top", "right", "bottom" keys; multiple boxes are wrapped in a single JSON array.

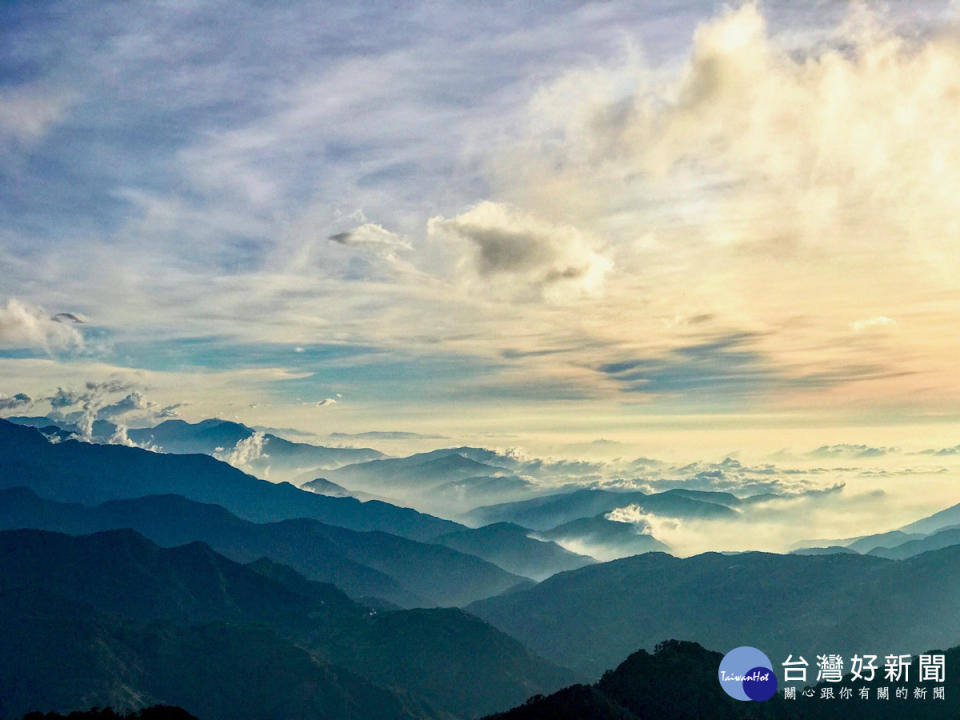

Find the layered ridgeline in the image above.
[
  {"left": 464, "top": 488, "right": 740, "bottom": 530},
  {"left": 431, "top": 522, "right": 593, "bottom": 581},
  {"left": 794, "top": 503, "right": 960, "bottom": 560},
  {"left": 0, "top": 528, "right": 575, "bottom": 720},
  {"left": 467, "top": 549, "right": 960, "bottom": 678},
  {"left": 0, "top": 419, "right": 454, "bottom": 541},
  {"left": 7, "top": 416, "right": 384, "bottom": 476},
  {"left": 463, "top": 488, "right": 742, "bottom": 560},
  {"left": 1, "top": 417, "right": 789, "bottom": 566},
  {"left": 0, "top": 487, "right": 532, "bottom": 607},
  {"left": 324, "top": 449, "right": 537, "bottom": 513},
  {"left": 0, "top": 419, "right": 605, "bottom": 600},
  {"left": 0, "top": 419, "right": 601, "bottom": 588},
  {"left": 484, "top": 640, "right": 960, "bottom": 720}
]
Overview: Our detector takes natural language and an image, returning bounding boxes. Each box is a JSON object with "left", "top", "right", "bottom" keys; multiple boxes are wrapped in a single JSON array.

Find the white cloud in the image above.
[
  {"left": 215, "top": 431, "right": 269, "bottom": 476},
  {"left": 850, "top": 316, "right": 896, "bottom": 333},
  {"left": 428, "top": 201, "right": 612, "bottom": 301},
  {"left": 107, "top": 423, "right": 137, "bottom": 447},
  {"left": 0, "top": 299, "right": 84, "bottom": 352},
  {"left": 0, "top": 85, "right": 71, "bottom": 146}
]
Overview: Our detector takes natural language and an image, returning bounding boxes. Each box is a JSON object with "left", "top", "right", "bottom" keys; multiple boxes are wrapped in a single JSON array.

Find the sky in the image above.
[{"left": 2, "top": 0, "right": 960, "bottom": 466}]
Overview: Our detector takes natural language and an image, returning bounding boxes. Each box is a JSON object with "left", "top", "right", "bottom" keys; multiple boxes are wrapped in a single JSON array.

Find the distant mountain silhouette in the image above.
[
  {"left": 468, "top": 548, "right": 960, "bottom": 677},
  {"left": 538, "top": 514, "right": 669, "bottom": 558},
  {"left": 899, "top": 502, "right": 960, "bottom": 536},
  {"left": 0, "top": 529, "right": 574, "bottom": 720},
  {"left": 0, "top": 419, "right": 459, "bottom": 541},
  {"left": 0, "top": 487, "right": 529, "bottom": 607},
  {"left": 431, "top": 474, "right": 535, "bottom": 507},
  {"left": 329, "top": 450, "right": 512, "bottom": 493},
  {"left": 792, "top": 498, "right": 960, "bottom": 558},
  {"left": 321, "top": 448, "right": 552, "bottom": 515},
  {"left": 465, "top": 488, "right": 738, "bottom": 530},
  {"left": 790, "top": 545, "right": 858, "bottom": 555},
  {"left": 870, "top": 526, "right": 960, "bottom": 560},
  {"left": 302, "top": 477, "right": 354, "bottom": 497},
  {"left": 847, "top": 530, "right": 926, "bottom": 553},
  {"left": 3, "top": 416, "right": 384, "bottom": 474},
  {"left": 434, "top": 522, "right": 594, "bottom": 580},
  {"left": 128, "top": 418, "right": 384, "bottom": 472}
]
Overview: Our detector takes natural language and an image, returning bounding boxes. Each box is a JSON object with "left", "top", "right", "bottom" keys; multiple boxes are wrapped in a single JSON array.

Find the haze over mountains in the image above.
[
  {"left": 7, "top": 0, "right": 960, "bottom": 717},
  {"left": 0, "top": 487, "right": 528, "bottom": 607},
  {"left": 10, "top": 416, "right": 384, "bottom": 477},
  {"left": 467, "top": 547, "right": 960, "bottom": 678},
  {"left": 3, "top": 412, "right": 960, "bottom": 718},
  {"left": 0, "top": 528, "right": 573, "bottom": 720}
]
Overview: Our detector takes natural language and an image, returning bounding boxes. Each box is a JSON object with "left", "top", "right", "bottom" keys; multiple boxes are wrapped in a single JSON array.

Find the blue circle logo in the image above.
[{"left": 718, "top": 646, "right": 778, "bottom": 701}]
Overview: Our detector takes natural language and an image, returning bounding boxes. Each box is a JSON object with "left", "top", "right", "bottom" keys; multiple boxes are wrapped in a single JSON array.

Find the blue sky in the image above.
[{"left": 2, "top": 1, "right": 960, "bottom": 455}]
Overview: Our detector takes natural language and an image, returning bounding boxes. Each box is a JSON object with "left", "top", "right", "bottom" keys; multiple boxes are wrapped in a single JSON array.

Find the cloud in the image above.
[
  {"left": 597, "top": 333, "right": 777, "bottom": 399},
  {"left": 107, "top": 424, "right": 137, "bottom": 447},
  {"left": 850, "top": 316, "right": 896, "bottom": 333},
  {"left": 97, "top": 391, "right": 153, "bottom": 419},
  {"left": 600, "top": 484, "right": 890, "bottom": 556},
  {"left": 0, "top": 84, "right": 71, "bottom": 146},
  {"left": 808, "top": 444, "right": 897, "bottom": 459},
  {"left": 605, "top": 504, "right": 659, "bottom": 528},
  {"left": 0, "top": 392, "right": 31, "bottom": 411},
  {"left": 428, "top": 201, "right": 612, "bottom": 301},
  {"left": 95, "top": 391, "right": 181, "bottom": 423},
  {"left": 215, "top": 431, "right": 269, "bottom": 476},
  {"left": 4, "top": 0, "right": 960, "bottom": 430},
  {"left": 918, "top": 444, "right": 960, "bottom": 456},
  {"left": 51, "top": 312, "right": 86, "bottom": 324},
  {"left": 329, "top": 430, "right": 447, "bottom": 440},
  {"left": 44, "top": 380, "right": 180, "bottom": 438},
  {"left": 329, "top": 223, "right": 412, "bottom": 257},
  {"left": 0, "top": 299, "right": 84, "bottom": 352}
]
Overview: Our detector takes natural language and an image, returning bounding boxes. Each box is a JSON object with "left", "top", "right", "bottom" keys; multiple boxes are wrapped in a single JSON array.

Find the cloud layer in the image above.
[{"left": 2, "top": 1, "right": 960, "bottom": 445}]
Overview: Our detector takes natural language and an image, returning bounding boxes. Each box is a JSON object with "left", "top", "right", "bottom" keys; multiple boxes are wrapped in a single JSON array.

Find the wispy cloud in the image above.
[{"left": 2, "top": 1, "right": 959, "bottom": 439}]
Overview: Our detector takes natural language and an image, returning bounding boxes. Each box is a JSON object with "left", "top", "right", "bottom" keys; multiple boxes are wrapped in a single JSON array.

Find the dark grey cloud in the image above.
[
  {"left": 597, "top": 333, "right": 778, "bottom": 399},
  {"left": 97, "top": 391, "right": 152, "bottom": 419},
  {"left": 808, "top": 444, "right": 897, "bottom": 459},
  {"left": 598, "top": 332, "right": 907, "bottom": 401},
  {"left": 0, "top": 392, "right": 31, "bottom": 410},
  {"left": 51, "top": 312, "right": 85, "bottom": 323},
  {"left": 917, "top": 444, "right": 960, "bottom": 456}
]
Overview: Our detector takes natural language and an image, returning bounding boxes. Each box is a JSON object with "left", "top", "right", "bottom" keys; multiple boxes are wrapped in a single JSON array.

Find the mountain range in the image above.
[
  {"left": 536, "top": 514, "right": 669, "bottom": 560},
  {"left": 467, "top": 547, "right": 960, "bottom": 677},
  {"left": 464, "top": 488, "right": 738, "bottom": 531},
  {"left": 0, "top": 528, "right": 574, "bottom": 720},
  {"left": 0, "top": 487, "right": 529, "bottom": 607},
  {"left": 432, "top": 522, "right": 594, "bottom": 581},
  {"left": 324, "top": 450, "right": 536, "bottom": 513},
  {"left": 0, "top": 419, "right": 457, "bottom": 542},
  {"left": 6, "top": 416, "right": 384, "bottom": 476}
]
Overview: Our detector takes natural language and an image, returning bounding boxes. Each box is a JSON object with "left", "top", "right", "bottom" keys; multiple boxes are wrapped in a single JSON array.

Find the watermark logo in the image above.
[{"left": 718, "top": 646, "right": 778, "bottom": 702}]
